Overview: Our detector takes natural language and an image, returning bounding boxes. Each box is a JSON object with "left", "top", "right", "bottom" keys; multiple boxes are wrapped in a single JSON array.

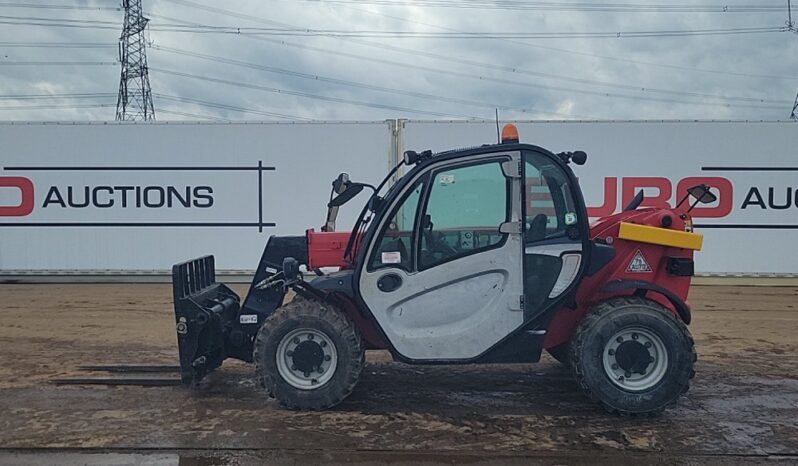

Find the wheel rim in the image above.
[
  {"left": 276, "top": 328, "right": 338, "bottom": 390},
  {"left": 602, "top": 326, "right": 668, "bottom": 392}
]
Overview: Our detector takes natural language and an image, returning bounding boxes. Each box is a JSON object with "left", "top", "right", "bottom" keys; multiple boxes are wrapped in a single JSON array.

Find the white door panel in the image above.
[
  {"left": 359, "top": 152, "right": 524, "bottom": 361},
  {"left": 360, "top": 234, "right": 524, "bottom": 360},
  {"left": 386, "top": 272, "right": 507, "bottom": 329}
]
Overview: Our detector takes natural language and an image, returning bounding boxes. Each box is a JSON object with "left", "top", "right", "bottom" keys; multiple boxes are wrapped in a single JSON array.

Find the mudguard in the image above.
[{"left": 602, "top": 279, "right": 692, "bottom": 324}]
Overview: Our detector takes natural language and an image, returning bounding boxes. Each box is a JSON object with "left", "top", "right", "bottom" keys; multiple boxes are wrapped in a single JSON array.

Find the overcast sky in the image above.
[{"left": 1, "top": 0, "right": 797, "bottom": 122}]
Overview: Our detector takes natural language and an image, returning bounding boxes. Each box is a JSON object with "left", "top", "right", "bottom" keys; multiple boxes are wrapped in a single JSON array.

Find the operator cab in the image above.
[{"left": 348, "top": 125, "right": 590, "bottom": 363}]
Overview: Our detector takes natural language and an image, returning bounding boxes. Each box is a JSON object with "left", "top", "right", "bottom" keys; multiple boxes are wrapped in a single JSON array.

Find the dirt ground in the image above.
[{"left": 0, "top": 284, "right": 796, "bottom": 465}]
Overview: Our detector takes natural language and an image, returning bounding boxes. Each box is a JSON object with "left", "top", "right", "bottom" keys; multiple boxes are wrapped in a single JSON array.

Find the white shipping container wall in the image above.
[
  {"left": 0, "top": 122, "right": 392, "bottom": 271},
  {"left": 404, "top": 121, "right": 798, "bottom": 275},
  {"left": 1, "top": 120, "right": 796, "bottom": 275}
]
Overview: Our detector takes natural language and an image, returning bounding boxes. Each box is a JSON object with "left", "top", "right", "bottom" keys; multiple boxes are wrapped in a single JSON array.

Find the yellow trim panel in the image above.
[{"left": 618, "top": 222, "right": 703, "bottom": 251}]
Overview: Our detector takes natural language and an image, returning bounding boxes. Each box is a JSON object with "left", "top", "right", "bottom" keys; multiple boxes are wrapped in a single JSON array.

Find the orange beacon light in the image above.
[{"left": 501, "top": 123, "right": 519, "bottom": 144}]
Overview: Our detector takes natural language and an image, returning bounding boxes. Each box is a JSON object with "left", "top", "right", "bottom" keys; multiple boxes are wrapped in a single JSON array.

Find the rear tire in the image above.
[
  {"left": 254, "top": 296, "right": 364, "bottom": 410},
  {"left": 570, "top": 296, "right": 696, "bottom": 415}
]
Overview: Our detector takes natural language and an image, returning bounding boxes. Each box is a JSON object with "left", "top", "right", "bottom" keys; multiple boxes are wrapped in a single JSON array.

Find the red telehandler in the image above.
[{"left": 172, "top": 125, "right": 711, "bottom": 414}]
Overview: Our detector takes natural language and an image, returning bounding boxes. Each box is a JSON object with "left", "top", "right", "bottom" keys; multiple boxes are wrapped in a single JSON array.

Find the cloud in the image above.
[{"left": 1, "top": 0, "right": 796, "bottom": 121}]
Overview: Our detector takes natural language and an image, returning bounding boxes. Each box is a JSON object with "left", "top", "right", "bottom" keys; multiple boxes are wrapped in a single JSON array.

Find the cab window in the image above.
[
  {"left": 524, "top": 153, "right": 578, "bottom": 243},
  {"left": 368, "top": 178, "right": 425, "bottom": 271},
  {"left": 418, "top": 161, "right": 509, "bottom": 270}
]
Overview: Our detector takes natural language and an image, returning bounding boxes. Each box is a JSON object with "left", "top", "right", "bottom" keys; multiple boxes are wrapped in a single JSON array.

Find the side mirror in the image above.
[
  {"left": 687, "top": 184, "right": 717, "bottom": 204},
  {"left": 328, "top": 183, "right": 364, "bottom": 208},
  {"left": 676, "top": 184, "right": 718, "bottom": 212},
  {"left": 556, "top": 150, "right": 588, "bottom": 165},
  {"left": 332, "top": 172, "right": 350, "bottom": 194}
]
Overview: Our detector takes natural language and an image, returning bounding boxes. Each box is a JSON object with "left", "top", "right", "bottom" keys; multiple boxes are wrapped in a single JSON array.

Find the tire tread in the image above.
[
  {"left": 254, "top": 295, "right": 365, "bottom": 410},
  {"left": 569, "top": 296, "right": 696, "bottom": 416}
]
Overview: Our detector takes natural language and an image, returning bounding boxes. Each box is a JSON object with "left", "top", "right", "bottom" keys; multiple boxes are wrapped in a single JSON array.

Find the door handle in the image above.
[{"left": 377, "top": 273, "right": 403, "bottom": 292}]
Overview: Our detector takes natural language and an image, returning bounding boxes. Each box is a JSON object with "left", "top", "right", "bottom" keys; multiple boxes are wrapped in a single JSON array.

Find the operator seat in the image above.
[{"left": 525, "top": 213, "right": 548, "bottom": 243}]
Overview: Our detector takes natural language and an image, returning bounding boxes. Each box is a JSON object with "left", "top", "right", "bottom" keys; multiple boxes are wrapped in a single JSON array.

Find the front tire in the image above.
[
  {"left": 570, "top": 296, "right": 696, "bottom": 415},
  {"left": 254, "top": 296, "right": 364, "bottom": 410}
]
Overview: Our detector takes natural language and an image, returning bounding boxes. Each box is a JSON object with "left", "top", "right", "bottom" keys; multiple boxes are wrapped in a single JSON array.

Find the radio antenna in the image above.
[{"left": 495, "top": 108, "right": 500, "bottom": 143}]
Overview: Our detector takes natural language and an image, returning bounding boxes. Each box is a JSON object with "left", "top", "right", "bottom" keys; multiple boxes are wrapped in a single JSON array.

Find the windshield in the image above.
[{"left": 344, "top": 160, "right": 407, "bottom": 263}]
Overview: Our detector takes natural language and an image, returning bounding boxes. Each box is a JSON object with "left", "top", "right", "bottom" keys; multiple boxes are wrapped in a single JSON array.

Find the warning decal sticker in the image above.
[{"left": 627, "top": 249, "right": 653, "bottom": 273}]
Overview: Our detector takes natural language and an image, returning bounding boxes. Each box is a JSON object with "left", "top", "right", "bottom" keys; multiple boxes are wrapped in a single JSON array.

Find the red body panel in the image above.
[
  {"left": 306, "top": 229, "right": 352, "bottom": 269},
  {"left": 306, "top": 229, "right": 387, "bottom": 348},
  {"left": 544, "top": 207, "right": 695, "bottom": 349}
]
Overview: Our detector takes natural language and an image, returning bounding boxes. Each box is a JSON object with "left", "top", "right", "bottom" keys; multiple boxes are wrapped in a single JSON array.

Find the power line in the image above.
[
  {"left": 157, "top": 108, "right": 232, "bottom": 122},
  {"left": 146, "top": 25, "right": 788, "bottom": 39},
  {"left": 0, "top": 96, "right": 190, "bottom": 124},
  {"left": 151, "top": 68, "right": 484, "bottom": 119},
  {"left": 0, "top": 19, "right": 118, "bottom": 30},
  {"left": 0, "top": 3, "right": 784, "bottom": 120},
  {"left": 295, "top": 0, "right": 786, "bottom": 13},
  {"left": 0, "top": 103, "right": 116, "bottom": 110},
  {"left": 0, "top": 61, "right": 117, "bottom": 66},
  {"left": 146, "top": 23, "right": 785, "bottom": 112},
  {"left": 152, "top": 94, "right": 312, "bottom": 120},
  {"left": 0, "top": 14, "right": 119, "bottom": 26},
  {"left": 0, "top": 13, "right": 787, "bottom": 40},
  {"left": 0, "top": 41, "right": 116, "bottom": 48},
  {"left": 330, "top": 0, "right": 798, "bottom": 81},
  {"left": 153, "top": 66, "right": 784, "bottom": 125},
  {"left": 150, "top": 44, "right": 588, "bottom": 118},
  {"left": 0, "top": 2, "right": 118, "bottom": 11},
  {"left": 0, "top": 3, "right": 782, "bottom": 120},
  {"left": 150, "top": 43, "right": 786, "bottom": 118},
  {"left": 324, "top": 35, "right": 787, "bottom": 104},
  {"left": 0, "top": 93, "right": 116, "bottom": 100},
  {"left": 169, "top": 0, "right": 797, "bottom": 82},
  {"left": 149, "top": 11, "right": 587, "bottom": 118},
  {"left": 151, "top": 3, "right": 789, "bottom": 109}
]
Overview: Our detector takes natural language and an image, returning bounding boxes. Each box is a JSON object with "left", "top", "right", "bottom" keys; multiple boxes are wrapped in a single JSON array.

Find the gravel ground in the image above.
[{"left": 0, "top": 283, "right": 796, "bottom": 465}]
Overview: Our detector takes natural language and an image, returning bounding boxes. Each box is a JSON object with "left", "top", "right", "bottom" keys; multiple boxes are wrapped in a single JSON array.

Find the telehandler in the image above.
[{"left": 172, "top": 125, "right": 711, "bottom": 414}]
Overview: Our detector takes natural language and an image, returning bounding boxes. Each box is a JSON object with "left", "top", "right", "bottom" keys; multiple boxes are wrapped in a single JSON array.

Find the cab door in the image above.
[
  {"left": 357, "top": 152, "right": 525, "bottom": 361},
  {"left": 521, "top": 151, "right": 587, "bottom": 320}
]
